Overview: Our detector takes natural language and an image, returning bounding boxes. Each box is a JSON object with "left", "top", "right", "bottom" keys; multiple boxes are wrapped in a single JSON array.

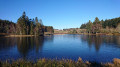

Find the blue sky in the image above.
[{"left": 0, "top": 0, "right": 120, "bottom": 29}]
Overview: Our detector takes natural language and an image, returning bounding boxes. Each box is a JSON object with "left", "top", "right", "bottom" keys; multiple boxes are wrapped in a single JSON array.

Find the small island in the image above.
[{"left": 0, "top": 12, "right": 54, "bottom": 37}]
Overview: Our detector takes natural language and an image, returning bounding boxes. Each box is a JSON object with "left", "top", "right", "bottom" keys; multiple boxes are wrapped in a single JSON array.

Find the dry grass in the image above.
[
  {"left": 1, "top": 58, "right": 120, "bottom": 67},
  {"left": 5, "top": 35, "right": 35, "bottom": 37},
  {"left": 113, "top": 58, "right": 120, "bottom": 67}
]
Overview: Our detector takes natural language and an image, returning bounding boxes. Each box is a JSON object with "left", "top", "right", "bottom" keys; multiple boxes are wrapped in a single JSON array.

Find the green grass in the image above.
[{"left": 0, "top": 57, "right": 120, "bottom": 67}]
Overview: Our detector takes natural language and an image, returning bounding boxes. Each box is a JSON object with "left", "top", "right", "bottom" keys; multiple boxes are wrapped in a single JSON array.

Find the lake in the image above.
[{"left": 0, "top": 34, "right": 120, "bottom": 63}]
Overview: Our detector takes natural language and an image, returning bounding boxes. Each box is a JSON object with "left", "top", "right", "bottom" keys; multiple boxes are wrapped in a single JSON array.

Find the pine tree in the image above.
[
  {"left": 30, "top": 22, "right": 34, "bottom": 35},
  {"left": 86, "top": 20, "right": 93, "bottom": 33},
  {"left": 35, "top": 17, "right": 38, "bottom": 24},
  {"left": 16, "top": 11, "right": 29, "bottom": 35},
  {"left": 93, "top": 17, "right": 100, "bottom": 24}
]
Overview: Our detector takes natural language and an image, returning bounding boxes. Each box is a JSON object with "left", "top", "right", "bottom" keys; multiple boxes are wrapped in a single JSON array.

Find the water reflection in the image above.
[
  {"left": 0, "top": 36, "right": 45, "bottom": 60},
  {"left": 81, "top": 35, "right": 102, "bottom": 52},
  {"left": 103, "top": 36, "right": 120, "bottom": 46},
  {"left": 44, "top": 35, "right": 54, "bottom": 42},
  {"left": 17, "top": 36, "right": 44, "bottom": 58},
  {"left": 81, "top": 35, "right": 120, "bottom": 52},
  {"left": 0, "top": 35, "right": 120, "bottom": 63},
  {"left": 0, "top": 37, "right": 16, "bottom": 50}
]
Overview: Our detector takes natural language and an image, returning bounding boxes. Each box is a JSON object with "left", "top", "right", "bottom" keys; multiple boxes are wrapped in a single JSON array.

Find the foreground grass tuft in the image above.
[{"left": 0, "top": 58, "right": 120, "bottom": 67}]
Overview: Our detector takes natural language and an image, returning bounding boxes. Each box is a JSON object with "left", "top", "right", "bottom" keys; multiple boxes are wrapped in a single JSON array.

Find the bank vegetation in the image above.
[{"left": 0, "top": 57, "right": 120, "bottom": 67}]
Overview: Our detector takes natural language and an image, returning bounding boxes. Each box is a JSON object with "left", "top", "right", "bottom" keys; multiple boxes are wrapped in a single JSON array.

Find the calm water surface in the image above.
[{"left": 0, "top": 34, "right": 120, "bottom": 63}]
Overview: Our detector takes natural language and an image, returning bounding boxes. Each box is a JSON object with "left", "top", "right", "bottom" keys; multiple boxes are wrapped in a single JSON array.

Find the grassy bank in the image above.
[
  {"left": 0, "top": 32, "right": 53, "bottom": 37},
  {"left": 0, "top": 58, "right": 120, "bottom": 67},
  {"left": 54, "top": 28, "right": 120, "bottom": 36},
  {"left": 77, "top": 33, "right": 120, "bottom": 35},
  {"left": 1, "top": 33, "right": 120, "bottom": 37},
  {"left": 5, "top": 35, "right": 35, "bottom": 37}
]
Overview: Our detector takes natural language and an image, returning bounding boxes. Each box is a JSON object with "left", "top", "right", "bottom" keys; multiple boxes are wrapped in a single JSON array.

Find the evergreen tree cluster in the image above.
[
  {"left": 102, "top": 17, "right": 120, "bottom": 28},
  {"left": 44, "top": 26, "right": 54, "bottom": 34},
  {"left": 80, "top": 17, "right": 120, "bottom": 33},
  {"left": 0, "top": 12, "right": 54, "bottom": 35},
  {"left": 0, "top": 19, "right": 16, "bottom": 34}
]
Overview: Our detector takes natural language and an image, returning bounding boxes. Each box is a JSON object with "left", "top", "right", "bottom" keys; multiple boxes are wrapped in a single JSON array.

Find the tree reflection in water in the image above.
[
  {"left": 0, "top": 37, "right": 16, "bottom": 50},
  {"left": 17, "top": 36, "right": 44, "bottom": 59},
  {"left": 81, "top": 35, "right": 120, "bottom": 52},
  {"left": 0, "top": 35, "right": 120, "bottom": 62}
]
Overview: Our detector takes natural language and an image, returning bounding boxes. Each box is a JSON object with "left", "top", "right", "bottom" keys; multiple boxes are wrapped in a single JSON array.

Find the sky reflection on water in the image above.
[{"left": 0, "top": 34, "right": 120, "bottom": 63}]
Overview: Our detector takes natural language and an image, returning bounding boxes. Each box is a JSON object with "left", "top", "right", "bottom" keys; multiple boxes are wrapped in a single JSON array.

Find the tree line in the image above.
[
  {"left": 80, "top": 17, "right": 120, "bottom": 34},
  {"left": 0, "top": 12, "right": 54, "bottom": 35}
]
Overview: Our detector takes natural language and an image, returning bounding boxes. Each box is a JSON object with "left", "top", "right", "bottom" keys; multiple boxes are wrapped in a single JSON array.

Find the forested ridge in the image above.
[
  {"left": 80, "top": 17, "right": 120, "bottom": 34},
  {"left": 54, "top": 17, "right": 120, "bottom": 34},
  {"left": 0, "top": 12, "right": 54, "bottom": 36}
]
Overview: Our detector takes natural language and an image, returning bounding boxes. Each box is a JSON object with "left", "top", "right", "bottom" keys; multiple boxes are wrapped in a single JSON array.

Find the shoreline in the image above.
[
  {"left": 0, "top": 33, "right": 120, "bottom": 37},
  {"left": 54, "top": 33, "right": 120, "bottom": 35},
  {"left": 5, "top": 35, "right": 35, "bottom": 37}
]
